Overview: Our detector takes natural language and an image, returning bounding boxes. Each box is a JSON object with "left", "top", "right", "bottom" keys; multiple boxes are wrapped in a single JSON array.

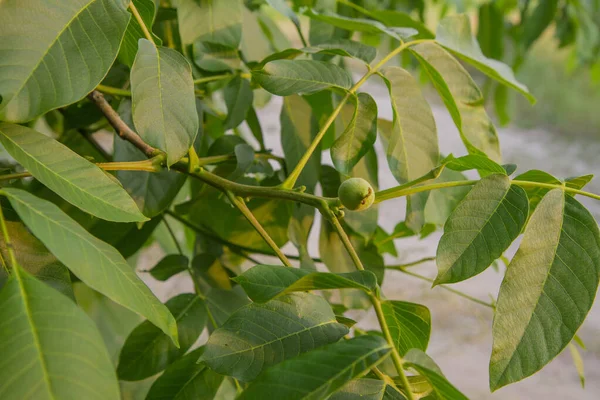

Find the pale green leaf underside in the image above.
[
  {"left": 490, "top": 189, "right": 600, "bottom": 390},
  {"left": 407, "top": 362, "right": 469, "bottom": 400},
  {"left": 0, "top": 123, "right": 146, "bottom": 222},
  {"left": 436, "top": 174, "right": 528, "bottom": 284},
  {"left": 131, "top": 39, "right": 199, "bottom": 166},
  {"left": 412, "top": 42, "right": 501, "bottom": 161},
  {"left": 2, "top": 188, "right": 178, "bottom": 345},
  {"left": 382, "top": 300, "right": 431, "bottom": 356},
  {"left": 0, "top": 267, "right": 119, "bottom": 400},
  {"left": 0, "top": 0, "right": 130, "bottom": 122},
  {"left": 259, "top": 39, "right": 377, "bottom": 66},
  {"left": 239, "top": 335, "right": 391, "bottom": 400},
  {"left": 253, "top": 60, "right": 353, "bottom": 96},
  {"left": 434, "top": 15, "right": 535, "bottom": 103},
  {"left": 233, "top": 264, "right": 378, "bottom": 303},
  {"left": 332, "top": 92, "right": 378, "bottom": 175},
  {"left": 175, "top": 0, "right": 242, "bottom": 48},
  {"left": 201, "top": 292, "right": 348, "bottom": 381}
]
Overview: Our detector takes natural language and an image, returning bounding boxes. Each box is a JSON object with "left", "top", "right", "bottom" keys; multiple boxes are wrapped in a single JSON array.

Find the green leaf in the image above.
[
  {"left": 224, "top": 76, "right": 254, "bottom": 130},
  {"left": 131, "top": 39, "right": 199, "bottom": 165},
  {"left": 0, "top": 0, "right": 130, "bottom": 122},
  {"left": 145, "top": 348, "right": 225, "bottom": 400},
  {"left": 205, "top": 287, "right": 251, "bottom": 328},
  {"left": 513, "top": 169, "right": 560, "bottom": 213},
  {"left": 405, "top": 353, "right": 468, "bottom": 400},
  {"left": 411, "top": 42, "right": 501, "bottom": 161},
  {"left": 238, "top": 335, "right": 391, "bottom": 400},
  {"left": 281, "top": 95, "right": 320, "bottom": 190},
  {"left": 267, "top": 0, "right": 302, "bottom": 38},
  {"left": 0, "top": 212, "right": 73, "bottom": 300},
  {"left": 522, "top": 0, "right": 558, "bottom": 50},
  {"left": 149, "top": 254, "right": 189, "bottom": 281},
  {"left": 191, "top": 253, "right": 234, "bottom": 291},
  {"left": 434, "top": 14, "right": 535, "bottom": 103},
  {"left": 303, "top": 9, "right": 417, "bottom": 41},
  {"left": 119, "top": 0, "right": 162, "bottom": 67},
  {"left": 2, "top": 188, "right": 178, "bottom": 344},
  {"left": 175, "top": 0, "right": 242, "bottom": 48},
  {"left": 118, "top": 293, "right": 206, "bottom": 381},
  {"left": 0, "top": 266, "right": 119, "bottom": 399},
  {"left": 566, "top": 174, "right": 594, "bottom": 191},
  {"left": 0, "top": 123, "right": 147, "bottom": 222},
  {"left": 444, "top": 154, "right": 506, "bottom": 175},
  {"left": 381, "top": 300, "right": 431, "bottom": 356},
  {"left": 193, "top": 40, "right": 241, "bottom": 72},
  {"left": 370, "top": 10, "right": 435, "bottom": 39},
  {"left": 331, "top": 93, "right": 378, "bottom": 175},
  {"left": 329, "top": 378, "right": 407, "bottom": 400},
  {"left": 201, "top": 292, "right": 349, "bottom": 381},
  {"left": 253, "top": 60, "right": 353, "bottom": 96},
  {"left": 306, "top": 39, "right": 377, "bottom": 64},
  {"left": 490, "top": 189, "right": 600, "bottom": 390},
  {"left": 233, "top": 265, "right": 378, "bottom": 303},
  {"left": 477, "top": 2, "right": 504, "bottom": 60},
  {"left": 380, "top": 67, "right": 438, "bottom": 232},
  {"left": 436, "top": 174, "right": 528, "bottom": 284},
  {"left": 114, "top": 100, "right": 187, "bottom": 218}
]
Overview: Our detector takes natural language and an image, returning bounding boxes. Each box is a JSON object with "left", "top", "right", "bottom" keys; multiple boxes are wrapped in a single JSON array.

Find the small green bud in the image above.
[{"left": 338, "top": 177, "right": 375, "bottom": 211}]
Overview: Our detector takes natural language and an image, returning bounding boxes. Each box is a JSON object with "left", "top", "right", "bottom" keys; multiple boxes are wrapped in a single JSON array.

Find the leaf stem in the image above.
[
  {"left": 327, "top": 214, "right": 416, "bottom": 400},
  {"left": 512, "top": 180, "right": 600, "bottom": 201},
  {"left": 95, "top": 84, "right": 132, "bottom": 97},
  {"left": 0, "top": 172, "right": 32, "bottom": 182},
  {"left": 0, "top": 204, "right": 18, "bottom": 271},
  {"left": 129, "top": 1, "right": 155, "bottom": 44},
  {"left": 225, "top": 191, "right": 292, "bottom": 267},
  {"left": 394, "top": 268, "right": 494, "bottom": 309},
  {"left": 281, "top": 38, "right": 434, "bottom": 189},
  {"left": 386, "top": 256, "right": 436, "bottom": 269}
]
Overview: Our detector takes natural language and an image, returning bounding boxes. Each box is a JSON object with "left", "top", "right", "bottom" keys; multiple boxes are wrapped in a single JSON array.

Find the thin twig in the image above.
[
  {"left": 129, "top": 1, "right": 155, "bottom": 44},
  {"left": 87, "top": 90, "right": 159, "bottom": 158},
  {"left": 0, "top": 205, "right": 17, "bottom": 271},
  {"left": 226, "top": 191, "right": 292, "bottom": 267},
  {"left": 386, "top": 257, "right": 436, "bottom": 269}
]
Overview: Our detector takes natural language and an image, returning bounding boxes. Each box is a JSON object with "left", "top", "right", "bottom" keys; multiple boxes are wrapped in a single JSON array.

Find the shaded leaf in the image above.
[
  {"left": 477, "top": 2, "right": 504, "bottom": 60},
  {"left": 201, "top": 292, "right": 348, "bottom": 381},
  {"left": 131, "top": 39, "right": 198, "bottom": 165},
  {"left": 145, "top": 347, "right": 224, "bottom": 400},
  {"left": 425, "top": 168, "right": 470, "bottom": 226},
  {"left": 0, "top": 123, "right": 146, "bottom": 222},
  {"left": 444, "top": 154, "right": 506, "bottom": 175},
  {"left": 436, "top": 174, "right": 528, "bottom": 284},
  {"left": 331, "top": 93, "right": 378, "bottom": 175},
  {"left": 490, "top": 189, "right": 600, "bottom": 390},
  {"left": 382, "top": 300, "right": 431, "bottom": 356},
  {"left": 513, "top": 169, "right": 560, "bottom": 213},
  {"left": 435, "top": 15, "right": 534, "bottom": 102},
  {"left": 2, "top": 188, "right": 178, "bottom": 344},
  {"left": 412, "top": 43, "right": 501, "bottom": 161},
  {"left": 238, "top": 335, "right": 391, "bottom": 400},
  {"left": 205, "top": 286, "right": 251, "bottom": 328},
  {"left": 234, "top": 264, "right": 378, "bottom": 303},
  {"left": 253, "top": 60, "right": 352, "bottom": 96},
  {"left": 175, "top": 0, "right": 242, "bottom": 48},
  {"left": 149, "top": 254, "right": 189, "bottom": 281},
  {"left": 406, "top": 354, "right": 468, "bottom": 400},
  {"left": 224, "top": 76, "right": 253, "bottom": 130},
  {"left": 522, "top": 0, "right": 558, "bottom": 50},
  {"left": 370, "top": 9, "right": 435, "bottom": 39},
  {"left": 0, "top": 0, "right": 130, "bottom": 122},
  {"left": 0, "top": 266, "right": 119, "bottom": 399},
  {"left": 118, "top": 294, "right": 206, "bottom": 381},
  {"left": 330, "top": 378, "right": 407, "bottom": 400}
]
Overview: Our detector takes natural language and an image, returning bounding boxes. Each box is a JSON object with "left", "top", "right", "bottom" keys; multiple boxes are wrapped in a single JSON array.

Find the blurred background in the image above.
[{"left": 64, "top": 1, "right": 600, "bottom": 398}]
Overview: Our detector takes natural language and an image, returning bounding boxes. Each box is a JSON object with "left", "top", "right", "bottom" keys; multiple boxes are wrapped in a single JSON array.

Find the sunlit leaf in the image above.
[
  {"left": 331, "top": 93, "right": 378, "bottom": 175},
  {"left": 490, "top": 189, "right": 600, "bottom": 390},
  {"left": 118, "top": 294, "right": 206, "bottom": 381},
  {"left": 444, "top": 154, "right": 506, "bottom": 175},
  {"left": 0, "top": 0, "right": 130, "bottom": 122},
  {"left": 382, "top": 300, "right": 431, "bottom": 356},
  {"left": 0, "top": 123, "right": 147, "bottom": 222},
  {"left": 201, "top": 292, "right": 348, "bottom": 381},
  {"left": 0, "top": 266, "right": 119, "bottom": 399},
  {"left": 253, "top": 60, "right": 353, "bottom": 96},
  {"left": 234, "top": 264, "right": 378, "bottom": 303},
  {"left": 412, "top": 42, "right": 501, "bottom": 161},
  {"left": 436, "top": 174, "right": 528, "bottom": 284},
  {"left": 131, "top": 39, "right": 198, "bottom": 165},
  {"left": 239, "top": 335, "right": 391, "bottom": 400},
  {"left": 435, "top": 15, "right": 535, "bottom": 103},
  {"left": 2, "top": 188, "right": 178, "bottom": 344}
]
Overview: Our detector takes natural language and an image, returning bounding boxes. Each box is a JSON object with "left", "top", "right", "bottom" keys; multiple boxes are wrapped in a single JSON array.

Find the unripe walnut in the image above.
[{"left": 338, "top": 178, "right": 375, "bottom": 211}]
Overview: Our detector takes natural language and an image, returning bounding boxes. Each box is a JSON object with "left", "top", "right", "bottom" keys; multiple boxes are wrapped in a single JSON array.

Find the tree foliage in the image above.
[{"left": 1, "top": 0, "right": 600, "bottom": 399}]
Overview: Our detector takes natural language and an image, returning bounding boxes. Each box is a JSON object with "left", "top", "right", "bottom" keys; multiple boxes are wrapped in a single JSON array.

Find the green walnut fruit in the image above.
[{"left": 338, "top": 178, "right": 375, "bottom": 211}]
